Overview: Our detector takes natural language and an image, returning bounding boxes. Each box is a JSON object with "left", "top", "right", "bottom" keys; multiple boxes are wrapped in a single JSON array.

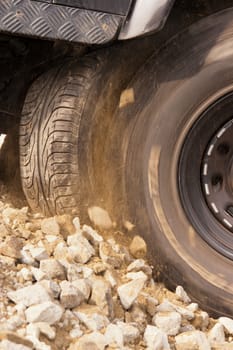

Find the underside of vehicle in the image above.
[{"left": 1, "top": 0, "right": 233, "bottom": 317}]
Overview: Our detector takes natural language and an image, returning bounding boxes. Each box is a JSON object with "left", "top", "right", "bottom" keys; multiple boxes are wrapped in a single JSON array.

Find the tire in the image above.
[
  {"left": 20, "top": 57, "right": 102, "bottom": 215},
  {"left": 20, "top": 39, "right": 157, "bottom": 216},
  {"left": 108, "top": 8, "right": 233, "bottom": 316}
]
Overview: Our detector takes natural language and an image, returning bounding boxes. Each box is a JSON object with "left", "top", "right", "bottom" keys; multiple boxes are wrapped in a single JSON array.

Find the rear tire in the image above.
[
  {"left": 20, "top": 38, "right": 157, "bottom": 216},
  {"left": 20, "top": 57, "right": 101, "bottom": 215}
]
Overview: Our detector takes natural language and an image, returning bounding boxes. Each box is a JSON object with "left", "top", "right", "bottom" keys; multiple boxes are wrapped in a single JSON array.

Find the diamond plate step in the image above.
[{"left": 0, "top": 0, "right": 123, "bottom": 44}]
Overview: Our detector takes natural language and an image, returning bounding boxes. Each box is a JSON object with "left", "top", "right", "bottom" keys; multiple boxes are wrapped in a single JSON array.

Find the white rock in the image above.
[
  {"left": 156, "top": 300, "right": 176, "bottom": 312},
  {"left": 175, "top": 331, "right": 211, "bottom": 350},
  {"left": 20, "top": 249, "right": 35, "bottom": 266},
  {"left": 157, "top": 300, "right": 194, "bottom": 321},
  {"left": 67, "top": 233, "right": 89, "bottom": 247},
  {"left": 39, "top": 280, "right": 61, "bottom": 299},
  {"left": 208, "top": 323, "right": 225, "bottom": 344},
  {"left": 127, "top": 259, "right": 152, "bottom": 275},
  {"left": 53, "top": 242, "right": 69, "bottom": 260},
  {"left": 75, "top": 305, "right": 109, "bottom": 331},
  {"left": 117, "top": 278, "right": 146, "bottom": 309},
  {"left": 180, "top": 324, "right": 196, "bottom": 333},
  {"left": 6, "top": 316, "right": 24, "bottom": 331},
  {"left": 144, "top": 295, "right": 159, "bottom": 316},
  {"left": 45, "top": 235, "right": 58, "bottom": 243},
  {"left": 187, "top": 303, "right": 199, "bottom": 312},
  {"left": 82, "top": 266, "right": 93, "bottom": 279},
  {"left": 127, "top": 259, "right": 146, "bottom": 271},
  {"left": 126, "top": 271, "right": 148, "bottom": 281},
  {"left": 99, "top": 241, "right": 122, "bottom": 268},
  {"left": 17, "top": 268, "right": 33, "bottom": 282},
  {"left": 73, "top": 217, "right": 81, "bottom": 233},
  {"left": 117, "top": 322, "right": 140, "bottom": 344},
  {"left": 41, "top": 217, "right": 60, "bottom": 235},
  {"left": 15, "top": 303, "right": 26, "bottom": 317},
  {"left": 144, "top": 325, "right": 170, "bottom": 350},
  {"left": 88, "top": 206, "right": 113, "bottom": 229},
  {"left": 25, "top": 301, "right": 64, "bottom": 325},
  {"left": 105, "top": 324, "right": 124, "bottom": 348},
  {"left": 153, "top": 311, "right": 181, "bottom": 336},
  {"left": 69, "top": 326, "right": 83, "bottom": 339},
  {"left": 7, "top": 284, "right": 51, "bottom": 307},
  {"left": 2, "top": 207, "right": 28, "bottom": 226},
  {"left": 176, "top": 286, "right": 191, "bottom": 303},
  {"left": 31, "top": 267, "right": 46, "bottom": 282},
  {"left": 82, "top": 224, "right": 103, "bottom": 246},
  {"left": 201, "top": 311, "right": 209, "bottom": 326},
  {"left": 29, "top": 247, "right": 49, "bottom": 261},
  {"left": 129, "top": 235, "right": 147, "bottom": 259},
  {"left": 74, "top": 332, "right": 107, "bottom": 350},
  {"left": 130, "top": 304, "right": 147, "bottom": 333},
  {"left": 66, "top": 264, "right": 83, "bottom": 281},
  {"left": 219, "top": 317, "right": 233, "bottom": 334},
  {"left": 40, "top": 259, "right": 66, "bottom": 280},
  {"left": 17, "top": 329, "right": 27, "bottom": 338},
  {"left": 67, "top": 235, "right": 95, "bottom": 264},
  {"left": 104, "top": 270, "right": 118, "bottom": 288},
  {"left": 72, "top": 279, "right": 91, "bottom": 301},
  {"left": 90, "top": 278, "right": 113, "bottom": 317},
  {"left": 26, "top": 323, "right": 40, "bottom": 338},
  {"left": 6, "top": 315, "right": 24, "bottom": 331},
  {"left": 176, "top": 305, "right": 195, "bottom": 321},
  {"left": 60, "top": 281, "right": 85, "bottom": 309}
]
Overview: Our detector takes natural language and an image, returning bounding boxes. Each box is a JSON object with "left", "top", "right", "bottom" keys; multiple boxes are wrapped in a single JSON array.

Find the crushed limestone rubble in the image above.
[{"left": 0, "top": 201, "right": 232, "bottom": 349}]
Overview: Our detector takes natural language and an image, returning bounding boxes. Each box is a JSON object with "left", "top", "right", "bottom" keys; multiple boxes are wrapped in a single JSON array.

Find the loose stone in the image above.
[
  {"left": 68, "top": 331, "right": 107, "bottom": 350},
  {"left": 67, "top": 235, "right": 95, "bottom": 264},
  {"left": 129, "top": 236, "right": 147, "bottom": 259},
  {"left": 117, "top": 278, "right": 146, "bottom": 309},
  {"left": 40, "top": 259, "right": 66, "bottom": 280},
  {"left": 219, "top": 317, "right": 233, "bottom": 334},
  {"left": 60, "top": 281, "right": 85, "bottom": 309},
  {"left": 7, "top": 284, "right": 51, "bottom": 307},
  {"left": 104, "top": 323, "right": 124, "bottom": 348},
  {"left": 99, "top": 241, "right": 122, "bottom": 268},
  {"left": 82, "top": 224, "right": 103, "bottom": 246},
  {"left": 208, "top": 323, "right": 225, "bottom": 344},
  {"left": 153, "top": 311, "right": 182, "bottom": 336},
  {"left": 75, "top": 305, "right": 109, "bottom": 331},
  {"left": 90, "top": 278, "right": 113, "bottom": 318},
  {"left": 116, "top": 321, "right": 140, "bottom": 344},
  {"left": 41, "top": 217, "right": 60, "bottom": 236},
  {"left": 176, "top": 285, "right": 191, "bottom": 304},
  {"left": 175, "top": 330, "right": 211, "bottom": 350},
  {"left": 144, "top": 325, "right": 170, "bottom": 350},
  {"left": 87, "top": 206, "right": 113, "bottom": 230},
  {"left": 25, "top": 301, "right": 64, "bottom": 325}
]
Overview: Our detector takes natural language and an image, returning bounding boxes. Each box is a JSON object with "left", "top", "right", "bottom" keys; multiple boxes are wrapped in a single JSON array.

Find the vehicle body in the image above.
[
  {"left": 1, "top": 0, "right": 233, "bottom": 317},
  {"left": 0, "top": 0, "right": 174, "bottom": 43}
]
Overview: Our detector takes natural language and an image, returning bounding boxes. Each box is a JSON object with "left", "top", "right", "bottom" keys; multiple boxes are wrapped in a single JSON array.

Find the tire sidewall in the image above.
[{"left": 124, "top": 9, "right": 233, "bottom": 315}]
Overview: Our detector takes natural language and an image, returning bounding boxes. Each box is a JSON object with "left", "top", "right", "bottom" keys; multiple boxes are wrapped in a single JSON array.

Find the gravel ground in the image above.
[{"left": 0, "top": 186, "right": 233, "bottom": 349}]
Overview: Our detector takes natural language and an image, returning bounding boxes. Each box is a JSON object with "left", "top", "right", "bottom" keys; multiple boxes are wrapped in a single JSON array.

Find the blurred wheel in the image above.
[{"left": 116, "top": 8, "right": 233, "bottom": 316}]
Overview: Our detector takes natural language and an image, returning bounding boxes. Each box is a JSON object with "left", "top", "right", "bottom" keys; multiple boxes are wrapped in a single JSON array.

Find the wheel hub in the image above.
[
  {"left": 201, "top": 119, "right": 233, "bottom": 230},
  {"left": 179, "top": 92, "right": 233, "bottom": 260}
]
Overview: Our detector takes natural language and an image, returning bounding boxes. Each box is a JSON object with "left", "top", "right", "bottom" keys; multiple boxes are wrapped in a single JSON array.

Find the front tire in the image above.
[{"left": 113, "top": 8, "right": 233, "bottom": 316}]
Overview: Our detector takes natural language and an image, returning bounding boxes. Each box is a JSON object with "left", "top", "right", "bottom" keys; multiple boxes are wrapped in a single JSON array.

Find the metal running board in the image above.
[{"left": 0, "top": 0, "right": 122, "bottom": 44}]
